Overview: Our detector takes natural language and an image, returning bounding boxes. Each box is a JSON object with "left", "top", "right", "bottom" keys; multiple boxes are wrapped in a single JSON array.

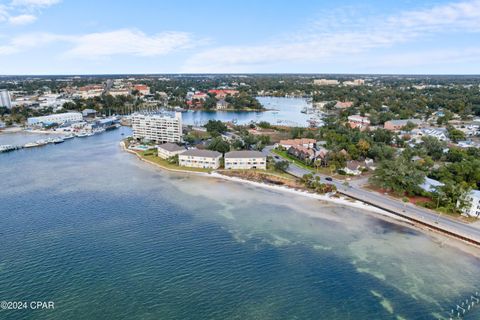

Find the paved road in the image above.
[{"left": 263, "top": 146, "right": 480, "bottom": 245}]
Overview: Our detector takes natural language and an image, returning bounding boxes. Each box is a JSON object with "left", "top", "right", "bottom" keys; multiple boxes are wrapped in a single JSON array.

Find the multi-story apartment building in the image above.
[
  {"left": 179, "top": 149, "right": 221, "bottom": 169},
  {"left": 224, "top": 151, "right": 266, "bottom": 170},
  {"left": 157, "top": 143, "right": 186, "bottom": 159},
  {"left": 132, "top": 112, "right": 182, "bottom": 143}
]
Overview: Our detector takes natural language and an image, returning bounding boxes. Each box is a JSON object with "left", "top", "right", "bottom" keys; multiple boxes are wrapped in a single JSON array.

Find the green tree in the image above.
[
  {"left": 205, "top": 120, "right": 227, "bottom": 136},
  {"left": 274, "top": 160, "right": 289, "bottom": 172},
  {"left": 207, "top": 136, "right": 230, "bottom": 154},
  {"left": 370, "top": 156, "right": 425, "bottom": 195},
  {"left": 447, "top": 126, "right": 466, "bottom": 143}
]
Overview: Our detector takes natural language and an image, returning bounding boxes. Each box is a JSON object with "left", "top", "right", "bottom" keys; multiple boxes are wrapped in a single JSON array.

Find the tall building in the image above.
[
  {"left": 132, "top": 112, "right": 182, "bottom": 143},
  {"left": 0, "top": 90, "right": 12, "bottom": 109}
]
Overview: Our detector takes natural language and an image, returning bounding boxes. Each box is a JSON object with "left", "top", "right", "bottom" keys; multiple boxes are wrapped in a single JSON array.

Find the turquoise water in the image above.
[
  {"left": 1, "top": 128, "right": 480, "bottom": 319},
  {"left": 181, "top": 97, "right": 314, "bottom": 127}
]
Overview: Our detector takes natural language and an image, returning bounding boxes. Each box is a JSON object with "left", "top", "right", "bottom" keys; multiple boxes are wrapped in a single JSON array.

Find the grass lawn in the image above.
[
  {"left": 271, "top": 148, "right": 354, "bottom": 180},
  {"left": 219, "top": 168, "right": 297, "bottom": 181},
  {"left": 139, "top": 151, "right": 212, "bottom": 173},
  {"left": 271, "top": 149, "right": 314, "bottom": 171}
]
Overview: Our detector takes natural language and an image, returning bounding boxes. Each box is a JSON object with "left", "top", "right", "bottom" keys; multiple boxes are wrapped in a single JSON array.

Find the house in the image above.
[
  {"left": 288, "top": 145, "right": 315, "bottom": 162},
  {"left": 315, "top": 148, "right": 329, "bottom": 160},
  {"left": 463, "top": 190, "right": 480, "bottom": 218},
  {"left": 278, "top": 138, "right": 316, "bottom": 149},
  {"left": 224, "top": 151, "right": 266, "bottom": 170},
  {"left": 419, "top": 177, "right": 444, "bottom": 193},
  {"left": 421, "top": 128, "right": 448, "bottom": 141},
  {"left": 216, "top": 99, "right": 229, "bottom": 110},
  {"left": 343, "top": 160, "right": 363, "bottom": 175},
  {"left": 191, "top": 92, "right": 208, "bottom": 101},
  {"left": 364, "top": 158, "right": 376, "bottom": 170},
  {"left": 178, "top": 149, "right": 222, "bottom": 169},
  {"left": 347, "top": 115, "right": 370, "bottom": 130},
  {"left": 384, "top": 119, "right": 423, "bottom": 131},
  {"left": 208, "top": 89, "right": 239, "bottom": 99},
  {"left": 157, "top": 143, "right": 186, "bottom": 159},
  {"left": 334, "top": 101, "right": 354, "bottom": 109}
]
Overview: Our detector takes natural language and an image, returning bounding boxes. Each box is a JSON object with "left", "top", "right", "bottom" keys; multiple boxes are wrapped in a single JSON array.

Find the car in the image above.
[
  {"left": 274, "top": 156, "right": 280, "bottom": 159},
  {"left": 325, "top": 177, "right": 333, "bottom": 181}
]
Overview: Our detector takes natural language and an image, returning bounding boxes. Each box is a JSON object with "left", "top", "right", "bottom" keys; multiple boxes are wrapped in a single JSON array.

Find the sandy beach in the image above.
[{"left": 121, "top": 141, "right": 410, "bottom": 222}]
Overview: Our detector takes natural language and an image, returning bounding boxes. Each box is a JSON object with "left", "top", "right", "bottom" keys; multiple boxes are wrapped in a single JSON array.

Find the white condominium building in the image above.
[
  {"left": 132, "top": 112, "right": 182, "bottom": 143},
  {"left": 179, "top": 149, "right": 221, "bottom": 169},
  {"left": 157, "top": 143, "right": 186, "bottom": 159},
  {"left": 224, "top": 151, "right": 267, "bottom": 170},
  {"left": 0, "top": 90, "right": 12, "bottom": 109},
  {"left": 27, "top": 112, "right": 83, "bottom": 126}
]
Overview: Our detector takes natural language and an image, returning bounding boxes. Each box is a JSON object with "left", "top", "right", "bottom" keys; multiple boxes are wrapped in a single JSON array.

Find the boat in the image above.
[
  {"left": 0, "top": 145, "right": 19, "bottom": 152},
  {"left": 63, "top": 134, "right": 75, "bottom": 140},
  {"left": 35, "top": 140, "right": 48, "bottom": 146},
  {"left": 76, "top": 132, "right": 89, "bottom": 138},
  {"left": 52, "top": 138, "right": 65, "bottom": 144},
  {"left": 24, "top": 142, "right": 40, "bottom": 148}
]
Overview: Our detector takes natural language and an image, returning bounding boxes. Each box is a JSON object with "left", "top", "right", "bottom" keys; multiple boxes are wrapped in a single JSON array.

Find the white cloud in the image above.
[
  {"left": 365, "top": 48, "right": 480, "bottom": 69},
  {"left": 182, "top": 0, "right": 480, "bottom": 72},
  {"left": 0, "top": 0, "right": 60, "bottom": 27},
  {"left": 0, "top": 32, "right": 66, "bottom": 54},
  {"left": 8, "top": 14, "right": 36, "bottom": 25},
  {"left": 0, "top": 29, "right": 202, "bottom": 59},
  {"left": 0, "top": 5, "right": 10, "bottom": 22},
  {"left": 11, "top": 0, "right": 61, "bottom": 8},
  {"left": 64, "top": 29, "right": 197, "bottom": 59}
]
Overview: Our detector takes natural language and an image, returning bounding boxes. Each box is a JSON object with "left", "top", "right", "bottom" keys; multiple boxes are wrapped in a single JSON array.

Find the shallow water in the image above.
[
  {"left": 181, "top": 96, "right": 314, "bottom": 127},
  {"left": 0, "top": 127, "right": 479, "bottom": 319}
]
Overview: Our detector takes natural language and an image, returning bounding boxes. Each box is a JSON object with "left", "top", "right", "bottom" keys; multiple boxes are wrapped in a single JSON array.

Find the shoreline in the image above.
[{"left": 121, "top": 141, "right": 480, "bottom": 256}]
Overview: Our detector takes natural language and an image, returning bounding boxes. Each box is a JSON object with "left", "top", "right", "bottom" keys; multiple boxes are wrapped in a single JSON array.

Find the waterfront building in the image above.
[
  {"left": 131, "top": 112, "right": 182, "bottom": 143},
  {"left": 0, "top": 89, "right": 12, "bottom": 109},
  {"left": 224, "top": 151, "right": 266, "bottom": 170},
  {"left": 82, "top": 109, "right": 97, "bottom": 119},
  {"left": 157, "top": 143, "right": 186, "bottom": 159},
  {"left": 384, "top": 119, "right": 423, "bottom": 131},
  {"left": 27, "top": 112, "right": 83, "bottom": 126},
  {"left": 216, "top": 99, "right": 229, "bottom": 110},
  {"left": 178, "top": 149, "right": 221, "bottom": 169},
  {"left": 464, "top": 190, "right": 480, "bottom": 218},
  {"left": 208, "top": 89, "right": 239, "bottom": 99}
]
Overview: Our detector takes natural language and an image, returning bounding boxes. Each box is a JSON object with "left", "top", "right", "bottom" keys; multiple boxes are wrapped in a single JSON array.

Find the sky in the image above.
[{"left": 0, "top": 0, "right": 479, "bottom": 75}]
